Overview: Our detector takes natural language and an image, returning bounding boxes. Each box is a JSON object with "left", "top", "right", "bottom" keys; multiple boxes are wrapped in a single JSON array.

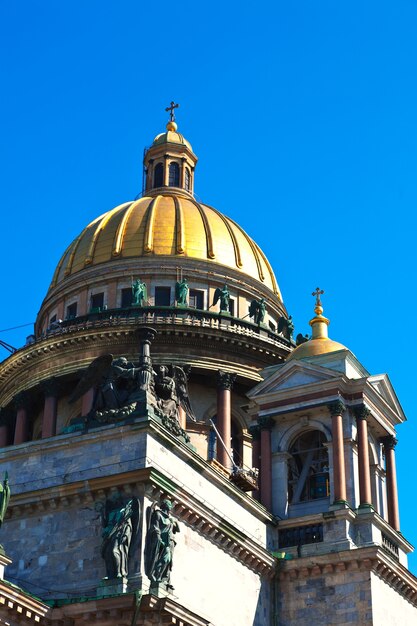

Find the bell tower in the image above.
[{"left": 143, "top": 102, "right": 198, "bottom": 195}]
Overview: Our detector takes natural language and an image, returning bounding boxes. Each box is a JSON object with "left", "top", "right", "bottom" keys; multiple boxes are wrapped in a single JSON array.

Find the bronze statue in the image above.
[
  {"left": 296, "top": 333, "right": 309, "bottom": 345},
  {"left": 278, "top": 315, "right": 295, "bottom": 341},
  {"left": 97, "top": 492, "right": 140, "bottom": 580},
  {"left": 249, "top": 298, "right": 266, "bottom": 325},
  {"left": 175, "top": 279, "right": 189, "bottom": 306},
  {"left": 132, "top": 279, "right": 147, "bottom": 307},
  {"left": 213, "top": 284, "right": 230, "bottom": 313},
  {"left": 144, "top": 499, "right": 180, "bottom": 589},
  {"left": 155, "top": 364, "right": 196, "bottom": 422},
  {"left": 0, "top": 472, "right": 10, "bottom": 530},
  {"left": 69, "top": 355, "right": 140, "bottom": 413}
]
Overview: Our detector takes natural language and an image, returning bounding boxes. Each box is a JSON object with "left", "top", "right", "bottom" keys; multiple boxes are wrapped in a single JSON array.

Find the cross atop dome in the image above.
[{"left": 165, "top": 101, "right": 179, "bottom": 122}]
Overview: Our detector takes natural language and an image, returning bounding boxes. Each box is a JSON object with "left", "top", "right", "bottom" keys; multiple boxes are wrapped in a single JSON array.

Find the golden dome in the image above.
[
  {"left": 287, "top": 290, "right": 347, "bottom": 361},
  {"left": 50, "top": 191, "right": 281, "bottom": 297},
  {"left": 152, "top": 121, "right": 193, "bottom": 151}
]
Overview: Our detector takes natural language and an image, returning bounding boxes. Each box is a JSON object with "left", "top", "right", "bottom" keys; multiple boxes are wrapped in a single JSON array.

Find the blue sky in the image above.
[{"left": 1, "top": 2, "right": 417, "bottom": 571}]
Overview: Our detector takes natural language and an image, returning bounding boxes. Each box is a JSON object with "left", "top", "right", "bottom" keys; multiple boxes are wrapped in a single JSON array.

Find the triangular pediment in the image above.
[
  {"left": 247, "top": 360, "right": 342, "bottom": 398},
  {"left": 368, "top": 374, "right": 406, "bottom": 421}
]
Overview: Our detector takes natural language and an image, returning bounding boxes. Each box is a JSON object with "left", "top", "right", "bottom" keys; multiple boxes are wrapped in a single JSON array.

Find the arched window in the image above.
[
  {"left": 288, "top": 430, "right": 329, "bottom": 503},
  {"left": 154, "top": 163, "right": 164, "bottom": 188},
  {"left": 184, "top": 168, "right": 191, "bottom": 191},
  {"left": 168, "top": 162, "right": 180, "bottom": 187}
]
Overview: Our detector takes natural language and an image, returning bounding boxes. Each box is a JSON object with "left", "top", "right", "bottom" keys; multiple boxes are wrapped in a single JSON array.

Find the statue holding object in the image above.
[
  {"left": 278, "top": 315, "right": 295, "bottom": 341},
  {"left": 249, "top": 298, "right": 266, "bottom": 325},
  {"left": 175, "top": 278, "right": 189, "bottom": 306},
  {"left": 144, "top": 499, "right": 180, "bottom": 589},
  {"left": 132, "top": 279, "right": 147, "bottom": 307},
  {"left": 212, "top": 284, "right": 230, "bottom": 313}
]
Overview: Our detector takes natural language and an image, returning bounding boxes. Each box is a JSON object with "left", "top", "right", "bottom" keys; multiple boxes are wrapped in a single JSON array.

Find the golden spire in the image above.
[
  {"left": 309, "top": 287, "right": 330, "bottom": 339},
  {"left": 165, "top": 100, "right": 179, "bottom": 132}
]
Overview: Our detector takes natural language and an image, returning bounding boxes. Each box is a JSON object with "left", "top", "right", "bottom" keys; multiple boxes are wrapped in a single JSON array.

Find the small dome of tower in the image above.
[{"left": 287, "top": 288, "right": 347, "bottom": 360}]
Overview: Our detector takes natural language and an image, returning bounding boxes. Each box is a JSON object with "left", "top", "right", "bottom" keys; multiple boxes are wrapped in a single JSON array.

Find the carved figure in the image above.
[
  {"left": 69, "top": 355, "right": 140, "bottom": 413},
  {"left": 0, "top": 473, "right": 10, "bottom": 529},
  {"left": 132, "top": 279, "right": 147, "bottom": 307},
  {"left": 296, "top": 333, "right": 309, "bottom": 346},
  {"left": 278, "top": 315, "right": 295, "bottom": 341},
  {"left": 249, "top": 298, "right": 266, "bottom": 325},
  {"left": 213, "top": 285, "right": 230, "bottom": 313},
  {"left": 144, "top": 499, "right": 180, "bottom": 588},
  {"left": 155, "top": 364, "right": 196, "bottom": 422},
  {"left": 98, "top": 493, "right": 140, "bottom": 579},
  {"left": 175, "top": 279, "right": 189, "bottom": 306}
]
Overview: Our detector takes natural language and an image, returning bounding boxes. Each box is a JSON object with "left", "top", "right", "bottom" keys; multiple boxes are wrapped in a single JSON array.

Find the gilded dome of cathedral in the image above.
[{"left": 49, "top": 191, "right": 281, "bottom": 297}]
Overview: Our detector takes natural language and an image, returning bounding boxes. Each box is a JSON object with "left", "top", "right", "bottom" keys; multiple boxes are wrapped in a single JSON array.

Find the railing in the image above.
[
  {"left": 278, "top": 524, "right": 323, "bottom": 549},
  {"left": 39, "top": 306, "right": 293, "bottom": 351},
  {"left": 381, "top": 532, "right": 399, "bottom": 561}
]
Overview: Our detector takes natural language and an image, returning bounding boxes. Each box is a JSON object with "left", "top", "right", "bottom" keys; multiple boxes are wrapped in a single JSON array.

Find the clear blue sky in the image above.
[{"left": 1, "top": 2, "right": 417, "bottom": 571}]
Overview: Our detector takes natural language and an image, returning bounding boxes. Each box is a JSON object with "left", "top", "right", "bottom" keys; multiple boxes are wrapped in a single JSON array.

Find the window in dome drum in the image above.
[
  {"left": 185, "top": 167, "right": 191, "bottom": 191},
  {"left": 189, "top": 289, "right": 204, "bottom": 310},
  {"left": 121, "top": 288, "right": 133, "bottom": 308},
  {"left": 66, "top": 302, "right": 77, "bottom": 320},
  {"left": 90, "top": 292, "right": 104, "bottom": 312},
  {"left": 154, "top": 162, "right": 164, "bottom": 188},
  {"left": 168, "top": 162, "right": 180, "bottom": 187},
  {"left": 154, "top": 286, "right": 171, "bottom": 306}
]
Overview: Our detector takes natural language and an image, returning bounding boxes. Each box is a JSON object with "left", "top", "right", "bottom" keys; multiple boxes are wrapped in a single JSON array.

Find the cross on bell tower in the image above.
[{"left": 165, "top": 101, "right": 179, "bottom": 122}]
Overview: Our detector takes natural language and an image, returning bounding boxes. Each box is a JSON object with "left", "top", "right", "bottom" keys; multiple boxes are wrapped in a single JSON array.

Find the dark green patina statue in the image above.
[
  {"left": 144, "top": 499, "right": 180, "bottom": 590},
  {"left": 175, "top": 278, "right": 189, "bottom": 306},
  {"left": 132, "top": 279, "right": 147, "bottom": 307},
  {"left": 213, "top": 284, "right": 230, "bottom": 313},
  {"left": 249, "top": 298, "right": 266, "bottom": 325},
  {"left": 278, "top": 315, "right": 295, "bottom": 341},
  {"left": 97, "top": 492, "right": 140, "bottom": 580},
  {"left": 0, "top": 472, "right": 10, "bottom": 554}
]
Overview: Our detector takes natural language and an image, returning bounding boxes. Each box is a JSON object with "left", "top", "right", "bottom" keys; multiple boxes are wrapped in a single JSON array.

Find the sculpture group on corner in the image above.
[
  {"left": 96, "top": 492, "right": 180, "bottom": 593},
  {"left": 68, "top": 329, "right": 195, "bottom": 442}
]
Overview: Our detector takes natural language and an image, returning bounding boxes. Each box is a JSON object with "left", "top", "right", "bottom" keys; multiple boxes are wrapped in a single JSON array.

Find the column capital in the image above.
[
  {"left": 258, "top": 416, "right": 275, "bottom": 431},
  {"left": 248, "top": 424, "right": 261, "bottom": 440},
  {"left": 353, "top": 404, "right": 371, "bottom": 421},
  {"left": 382, "top": 435, "right": 398, "bottom": 450},
  {"left": 327, "top": 399, "right": 346, "bottom": 416},
  {"left": 217, "top": 371, "right": 236, "bottom": 390},
  {"left": 40, "top": 377, "right": 61, "bottom": 397},
  {"left": 14, "top": 391, "right": 30, "bottom": 411}
]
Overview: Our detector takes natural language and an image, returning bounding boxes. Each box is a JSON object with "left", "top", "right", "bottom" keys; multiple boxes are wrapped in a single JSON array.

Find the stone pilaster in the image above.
[
  {"left": 248, "top": 424, "right": 261, "bottom": 500},
  {"left": 382, "top": 435, "right": 400, "bottom": 531},
  {"left": 354, "top": 404, "right": 372, "bottom": 507},
  {"left": 327, "top": 400, "right": 347, "bottom": 504},
  {"left": 258, "top": 416, "right": 274, "bottom": 511}
]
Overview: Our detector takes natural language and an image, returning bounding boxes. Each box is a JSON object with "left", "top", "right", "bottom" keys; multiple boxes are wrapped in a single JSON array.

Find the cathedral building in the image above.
[{"left": 0, "top": 107, "right": 416, "bottom": 625}]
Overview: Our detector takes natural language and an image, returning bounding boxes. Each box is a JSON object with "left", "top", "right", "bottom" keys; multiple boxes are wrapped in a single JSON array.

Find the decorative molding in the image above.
[
  {"left": 353, "top": 404, "right": 371, "bottom": 421},
  {"left": 258, "top": 416, "right": 275, "bottom": 431},
  {"left": 217, "top": 371, "right": 236, "bottom": 391},
  {"left": 382, "top": 435, "right": 398, "bottom": 450}
]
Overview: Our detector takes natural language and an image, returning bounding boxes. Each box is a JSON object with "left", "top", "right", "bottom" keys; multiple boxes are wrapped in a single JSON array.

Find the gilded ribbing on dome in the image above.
[
  {"left": 144, "top": 196, "right": 161, "bottom": 253},
  {"left": 254, "top": 241, "right": 281, "bottom": 298},
  {"left": 63, "top": 214, "right": 104, "bottom": 278},
  {"left": 209, "top": 204, "right": 243, "bottom": 268},
  {"left": 85, "top": 205, "right": 129, "bottom": 266},
  {"left": 112, "top": 200, "right": 141, "bottom": 256},
  {"left": 174, "top": 196, "right": 185, "bottom": 254},
  {"left": 191, "top": 198, "right": 215, "bottom": 259}
]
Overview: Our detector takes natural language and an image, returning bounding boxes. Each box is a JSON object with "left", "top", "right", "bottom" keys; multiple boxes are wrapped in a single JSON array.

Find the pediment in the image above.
[
  {"left": 368, "top": 374, "right": 406, "bottom": 420},
  {"left": 248, "top": 360, "right": 341, "bottom": 398}
]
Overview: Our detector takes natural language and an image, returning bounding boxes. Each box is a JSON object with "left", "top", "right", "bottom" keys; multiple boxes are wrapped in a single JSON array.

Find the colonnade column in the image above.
[
  {"left": 354, "top": 405, "right": 372, "bottom": 507},
  {"left": 14, "top": 392, "right": 30, "bottom": 445},
  {"left": 216, "top": 371, "right": 236, "bottom": 468},
  {"left": 327, "top": 400, "right": 347, "bottom": 504},
  {"left": 178, "top": 406, "right": 186, "bottom": 430},
  {"left": 0, "top": 410, "right": 9, "bottom": 448},
  {"left": 259, "top": 417, "right": 274, "bottom": 511},
  {"left": 81, "top": 388, "right": 95, "bottom": 416},
  {"left": 41, "top": 378, "right": 60, "bottom": 438},
  {"left": 382, "top": 435, "right": 400, "bottom": 531}
]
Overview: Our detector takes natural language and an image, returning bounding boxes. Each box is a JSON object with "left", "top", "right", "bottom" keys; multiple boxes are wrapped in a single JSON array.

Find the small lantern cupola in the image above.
[{"left": 143, "top": 102, "right": 198, "bottom": 195}]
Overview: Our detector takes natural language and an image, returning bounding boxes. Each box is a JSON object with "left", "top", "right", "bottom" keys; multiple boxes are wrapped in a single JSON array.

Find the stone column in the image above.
[
  {"left": 178, "top": 406, "right": 186, "bottom": 430},
  {"left": 81, "top": 387, "right": 95, "bottom": 416},
  {"left": 382, "top": 435, "right": 400, "bottom": 531},
  {"left": 0, "top": 410, "right": 9, "bottom": 448},
  {"left": 354, "top": 405, "right": 372, "bottom": 507},
  {"left": 14, "top": 392, "right": 30, "bottom": 445},
  {"left": 41, "top": 378, "right": 60, "bottom": 439},
  {"left": 259, "top": 416, "right": 274, "bottom": 511},
  {"left": 216, "top": 371, "right": 236, "bottom": 469},
  {"left": 248, "top": 424, "right": 261, "bottom": 500},
  {"left": 327, "top": 400, "right": 347, "bottom": 504}
]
